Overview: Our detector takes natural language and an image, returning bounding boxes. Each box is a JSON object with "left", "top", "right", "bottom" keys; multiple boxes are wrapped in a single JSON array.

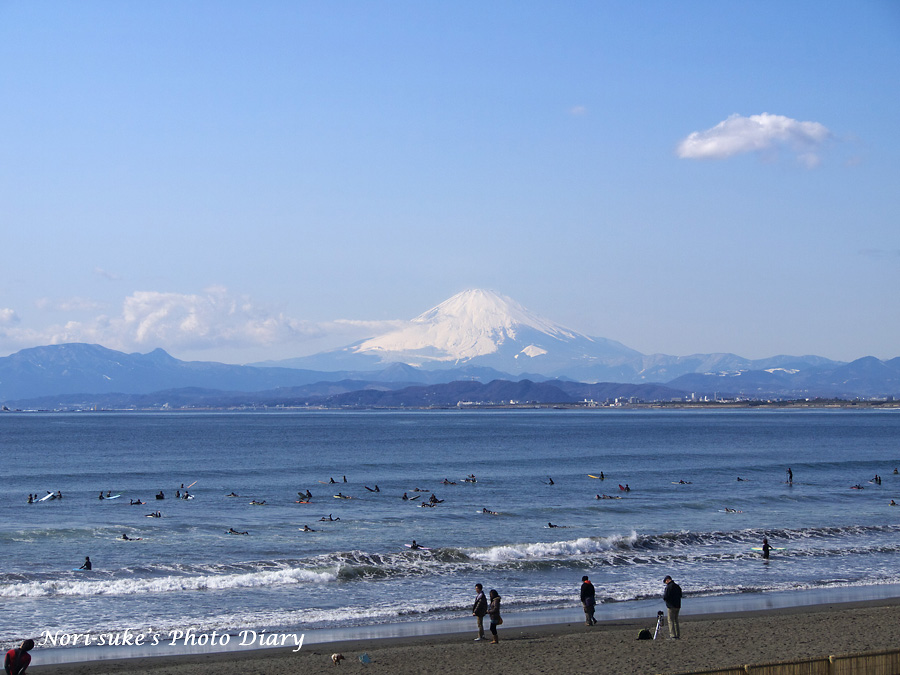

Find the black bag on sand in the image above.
[{"left": 637, "top": 628, "right": 652, "bottom": 640}]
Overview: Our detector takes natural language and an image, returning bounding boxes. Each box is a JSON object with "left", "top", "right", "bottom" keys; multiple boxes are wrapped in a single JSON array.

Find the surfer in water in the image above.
[
  {"left": 122, "top": 533, "right": 141, "bottom": 541},
  {"left": 761, "top": 537, "right": 771, "bottom": 559},
  {"left": 548, "top": 522, "right": 560, "bottom": 528},
  {"left": 482, "top": 508, "right": 499, "bottom": 515},
  {"left": 402, "top": 492, "right": 409, "bottom": 500},
  {"left": 409, "top": 540, "right": 420, "bottom": 550},
  {"left": 787, "top": 468, "right": 793, "bottom": 485},
  {"left": 301, "top": 525, "right": 315, "bottom": 532},
  {"left": 319, "top": 514, "right": 340, "bottom": 521},
  {"left": 79, "top": 556, "right": 92, "bottom": 570},
  {"left": 547, "top": 476, "right": 554, "bottom": 485},
  {"left": 227, "top": 528, "right": 249, "bottom": 535}
]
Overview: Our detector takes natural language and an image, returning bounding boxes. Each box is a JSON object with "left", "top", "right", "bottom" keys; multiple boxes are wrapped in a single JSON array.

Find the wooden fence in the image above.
[{"left": 666, "top": 649, "right": 900, "bottom": 675}]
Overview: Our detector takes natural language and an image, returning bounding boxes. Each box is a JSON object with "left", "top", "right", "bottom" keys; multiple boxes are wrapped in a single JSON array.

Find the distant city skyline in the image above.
[{"left": 1, "top": 2, "right": 898, "bottom": 364}]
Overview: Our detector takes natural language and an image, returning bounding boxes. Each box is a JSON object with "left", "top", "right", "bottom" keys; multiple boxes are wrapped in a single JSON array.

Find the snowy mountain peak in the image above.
[
  {"left": 413, "top": 289, "right": 576, "bottom": 337},
  {"left": 353, "top": 289, "right": 584, "bottom": 364}
]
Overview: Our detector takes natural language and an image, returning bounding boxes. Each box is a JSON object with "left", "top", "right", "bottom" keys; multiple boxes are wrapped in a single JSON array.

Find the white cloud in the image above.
[
  {"left": 677, "top": 113, "right": 832, "bottom": 166},
  {"left": 35, "top": 297, "right": 105, "bottom": 312},
  {"left": 0, "top": 288, "right": 404, "bottom": 360},
  {"left": 569, "top": 105, "right": 588, "bottom": 116},
  {"left": 0, "top": 308, "right": 19, "bottom": 325},
  {"left": 94, "top": 267, "right": 121, "bottom": 281}
]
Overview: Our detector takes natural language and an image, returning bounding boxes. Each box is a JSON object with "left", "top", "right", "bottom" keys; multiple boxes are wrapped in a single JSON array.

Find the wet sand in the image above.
[{"left": 29, "top": 597, "right": 900, "bottom": 675}]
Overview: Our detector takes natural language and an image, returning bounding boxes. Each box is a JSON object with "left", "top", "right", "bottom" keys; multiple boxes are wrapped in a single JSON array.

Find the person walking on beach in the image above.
[
  {"left": 487, "top": 589, "right": 502, "bottom": 643},
  {"left": 581, "top": 575, "right": 597, "bottom": 625},
  {"left": 663, "top": 575, "right": 682, "bottom": 639},
  {"left": 5, "top": 639, "right": 34, "bottom": 675},
  {"left": 472, "top": 583, "right": 488, "bottom": 640}
]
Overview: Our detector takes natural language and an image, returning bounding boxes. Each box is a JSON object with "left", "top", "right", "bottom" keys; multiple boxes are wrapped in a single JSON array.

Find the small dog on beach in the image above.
[{"left": 331, "top": 653, "right": 345, "bottom": 665}]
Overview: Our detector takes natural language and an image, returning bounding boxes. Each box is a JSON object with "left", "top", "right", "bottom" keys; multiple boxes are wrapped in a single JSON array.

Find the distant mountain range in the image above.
[
  {"left": 257, "top": 290, "right": 851, "bottom": 384},
  {"left": 0, "top": 290, "right": 897, "bottom": 407}
]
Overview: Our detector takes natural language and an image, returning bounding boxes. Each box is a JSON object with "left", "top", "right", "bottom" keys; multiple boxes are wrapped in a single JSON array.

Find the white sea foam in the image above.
[
  {"left": 467, "top": 532, "right": 639, "bottom": 563},
  {"left": 0, "top": 566, "right": 338, "bottom": 599}
]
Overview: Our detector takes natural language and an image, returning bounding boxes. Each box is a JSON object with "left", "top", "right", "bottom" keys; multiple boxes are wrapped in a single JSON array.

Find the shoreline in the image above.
[
  {"left": 27, "top": 595, "right": 900, "bottom": 675},
  {"left": 25, "top": 582, "right": 900, "bottom": 665}
]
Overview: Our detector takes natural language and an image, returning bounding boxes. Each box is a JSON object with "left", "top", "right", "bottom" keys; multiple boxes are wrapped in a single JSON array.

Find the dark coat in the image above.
[
  {"left": 473, "top": 591, "right": 488, "bottom": 617},
  {"left": 664, "top": 580, "right": 683, "bottom": 609},
  {"left": 581, "top": 580, "right": 596, "bottom": 607}
]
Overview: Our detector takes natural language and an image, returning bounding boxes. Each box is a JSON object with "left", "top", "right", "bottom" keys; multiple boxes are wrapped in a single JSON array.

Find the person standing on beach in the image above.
[
  {"left": 663, "top": 575, "right": 682, "bottom": 639},
  {"left": 472, "top": 583, "right": 488, "bottom": 640},
  {"left": 487, "top": 589, "right": 502, "bottom": 643},
  {"left": 5, "top": 639, "right": 34, "bottom": 675},
  {"left": 581, "top": 575, "right": 597, "bottom": 625}
]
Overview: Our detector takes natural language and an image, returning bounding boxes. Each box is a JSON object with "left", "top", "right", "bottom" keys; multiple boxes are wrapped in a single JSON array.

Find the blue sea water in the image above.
[{"left": 1, "top": 409, "right": 899, "bottom": 658}]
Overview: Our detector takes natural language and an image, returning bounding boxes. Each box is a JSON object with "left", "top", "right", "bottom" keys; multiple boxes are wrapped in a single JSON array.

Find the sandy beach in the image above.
[{"left": 28, "top": 597, "right": 900, "bottom": 675}]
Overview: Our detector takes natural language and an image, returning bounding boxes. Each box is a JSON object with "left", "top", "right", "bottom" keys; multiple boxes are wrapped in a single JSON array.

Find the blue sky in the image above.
[{"left": 1, "top": 1, "right": 898, "bottom": 364}]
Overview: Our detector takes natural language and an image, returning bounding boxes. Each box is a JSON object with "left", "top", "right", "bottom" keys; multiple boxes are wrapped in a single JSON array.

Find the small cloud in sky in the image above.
[
  {"left": 569, "top": 105, "right": 588, "bottom": 116},
  {"left": 36, "top": 296, "right": 105, "bottom": 312},
  {"left": 94, "top": 267, "right": 121, "bottom": 281},
  {"left": 677, "top": 113, "right": 832, "bottom": 167},
  {"left": 0, "top": 308, "right": 19, "bottom": 325}
]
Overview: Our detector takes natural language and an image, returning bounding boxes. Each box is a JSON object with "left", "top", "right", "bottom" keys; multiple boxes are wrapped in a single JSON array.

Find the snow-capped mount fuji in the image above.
[
  {"left": 356, "top": 289, "right": 579, "bottom": 362},
  {"left": 280, "top": 289, "right": 642, "bottom": 378}
]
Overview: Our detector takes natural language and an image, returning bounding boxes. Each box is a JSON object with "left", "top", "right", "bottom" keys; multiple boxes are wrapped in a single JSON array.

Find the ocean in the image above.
[{"left": 2, "top": 409, "right": 899, "bottom": 661}]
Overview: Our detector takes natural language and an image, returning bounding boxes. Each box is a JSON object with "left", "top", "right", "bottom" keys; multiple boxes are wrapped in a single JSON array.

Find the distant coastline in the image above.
[{"left": 3, "top": 398, "right": 899, "bottom": 413}]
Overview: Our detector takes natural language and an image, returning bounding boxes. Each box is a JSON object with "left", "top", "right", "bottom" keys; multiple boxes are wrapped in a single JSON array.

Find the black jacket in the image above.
[
  {"left": 581, "top": 581, "right": 596, "bottom": 605},
  {"left": 473, "top": 591, "right": 488, "bottom": 616},
  {"left": 664, "top": 581, "right": 682, "bottom": 609}
]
